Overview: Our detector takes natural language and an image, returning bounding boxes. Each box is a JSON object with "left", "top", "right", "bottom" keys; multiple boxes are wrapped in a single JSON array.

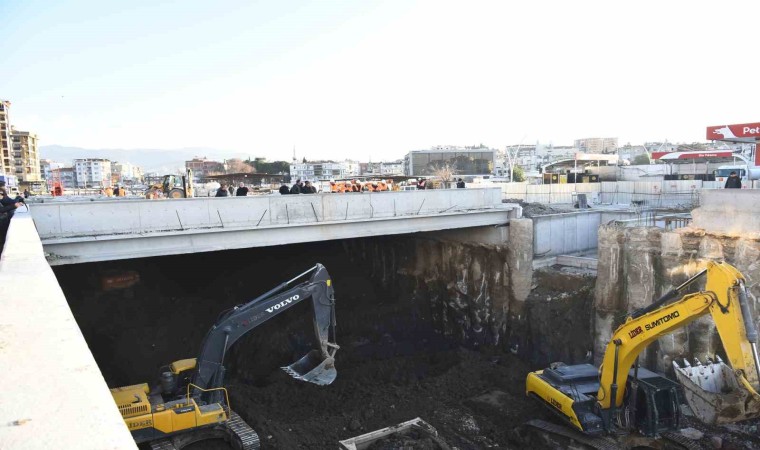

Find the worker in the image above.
[
  {"left": 417, "top": 179, "right": 426, "bottom": 190},
  {"left": 377, "top": 180, "right": 387, "bottom": 191},
  {"left": 278, "top": 183, "right": 290, "bottom": 195},
  {"left": 290, "top": 179, "right": 302, "bottom": 194},
  {"left": 236, "top": 182, "right": 249, "bottom": 196},
  {"left": 351, "top": 180, "right": 361, "bottom": 192},
  {"left": 456, "top": 178, "right": 465, "bottom": 188},
  {"left": 113, "top": 185, "right": 121, "bottom": 196},
  {"left": 104, "top": 186, "right": 114, "bottom": 197},
  {"left": 302, "top": 181, "right": 315, "bottom": 194},
  {"left": 216, "top": 184, "right": 230, "bottom": 197},
  {"left": 329, "top": 180, "right": 338, "bottom": 193},
  {"left": 725, "top": 171, "right": 742, "bottom": 189}
]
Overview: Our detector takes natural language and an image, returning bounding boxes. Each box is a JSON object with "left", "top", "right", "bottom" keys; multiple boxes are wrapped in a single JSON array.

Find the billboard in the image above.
[
  {"left": 706, "top": 122, "right": 760, "bottom": 141},
  {"left": 652, "top": 150, "right": 734, "bottom": 160}
]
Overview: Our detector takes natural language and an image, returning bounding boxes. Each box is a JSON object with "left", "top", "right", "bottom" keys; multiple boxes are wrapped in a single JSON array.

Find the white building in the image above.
[
  {"left": 380, "top": 160, "right": 404, "bottom": 175},
  {"left": 290, "top": 160, "right": 360, "bottom": 181},
  {"left": 112, "top": 161, "right": 144, "bottom": 184},
  {"left": 74, "top": 158, "right": 112, "bottom": 188},
  {"left": 40, "top": 159, "right": 66, "bottom": 180}
]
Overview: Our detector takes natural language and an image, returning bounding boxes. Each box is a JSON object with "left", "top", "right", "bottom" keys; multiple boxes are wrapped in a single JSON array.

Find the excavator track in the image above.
[
  {"left": 521, "top": 419, "right": 619, "bottom": 450},
  {"left": 228, "top": 410, "right": 261, "bottom": 450},
  {"left": 148, "top": 410, "right": 260, "bottom": 450},
  {"left": 661, "top": 431, "right": 708, "bottom": 450}
]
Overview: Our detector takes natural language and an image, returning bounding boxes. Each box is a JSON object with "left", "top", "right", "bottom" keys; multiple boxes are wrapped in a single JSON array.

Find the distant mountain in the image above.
[{"left": 39, "top": 145, "right": 252, "bottom": 173}]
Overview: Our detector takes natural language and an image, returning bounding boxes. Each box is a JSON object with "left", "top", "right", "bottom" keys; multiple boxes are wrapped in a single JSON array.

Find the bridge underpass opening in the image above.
[{"left": 53, "top": 236, "right": 557, "bottom": 449}]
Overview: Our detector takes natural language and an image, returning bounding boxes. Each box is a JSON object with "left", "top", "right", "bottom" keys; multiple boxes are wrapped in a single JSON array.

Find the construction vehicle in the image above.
[
  {"left": 525, "top": 261, "right": 760, "bottom": 445},
  {"left": 110, "top": 264, "right": 339, "bottom": 450},
  {"left": 146, "top": 168, "right": 195, "bottom": 199}
]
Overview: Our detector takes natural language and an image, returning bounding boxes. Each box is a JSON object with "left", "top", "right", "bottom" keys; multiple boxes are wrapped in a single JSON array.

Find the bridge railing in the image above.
[{"left": 30, "top": 188, "right": 504, "bottom": 239}]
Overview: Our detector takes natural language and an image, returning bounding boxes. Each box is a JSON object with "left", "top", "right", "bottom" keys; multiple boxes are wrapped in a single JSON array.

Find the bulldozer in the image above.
[
  {"left": 146, "top": 169, "right": 195, "bottom": 199},
  {"left": 524, "top": 261, "right": 760, "bottom": 448},
  {"left": 110, "top": 264, "right": 339, "bottom": 450}
]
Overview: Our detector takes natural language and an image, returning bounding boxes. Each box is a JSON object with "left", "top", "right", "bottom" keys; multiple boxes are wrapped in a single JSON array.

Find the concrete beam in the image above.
[
  {"left": 42, "top": 208, "right": 515, "bottom": 265},
  {"left": 0, "top": 210, "right": 137, "bottom": 449}
]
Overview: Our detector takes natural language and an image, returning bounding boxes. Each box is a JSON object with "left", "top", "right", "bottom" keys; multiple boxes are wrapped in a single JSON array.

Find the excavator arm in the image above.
[
  {"left": 191, "top": 264, "right": 338, "bottom": 400},
  {"left": 597, "top": 261, "right": 760, "bottom": 410}
]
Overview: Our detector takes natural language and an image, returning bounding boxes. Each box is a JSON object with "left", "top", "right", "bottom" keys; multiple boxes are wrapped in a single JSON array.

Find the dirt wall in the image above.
[{"left": 595, "top": 224, "right": 760, "bottom": 373}]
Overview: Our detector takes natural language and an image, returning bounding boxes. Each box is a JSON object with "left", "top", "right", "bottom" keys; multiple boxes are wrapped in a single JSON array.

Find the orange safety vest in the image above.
[{"left": 330, "top": 183, "right": 338, "bottom": 193}]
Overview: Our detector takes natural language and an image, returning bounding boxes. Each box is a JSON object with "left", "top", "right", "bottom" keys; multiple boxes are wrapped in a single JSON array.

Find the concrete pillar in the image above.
[
  {"left": 593, "top": 225, "right": 626, "bottom": 365},
  {"left": 507, "top": 218, "right": 533, "bottom": 315}
]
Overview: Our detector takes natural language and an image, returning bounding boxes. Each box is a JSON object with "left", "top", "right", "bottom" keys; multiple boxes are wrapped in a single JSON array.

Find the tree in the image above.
[
  {"left": 632, "top": 153, "right": 651, "bottom": 165},
  {"left": 226, "top": 158, "right": 255, "bottom": 174},
  {"left": 512, "top": 165, "right": 525, "bottom": 182},
  {"left": 432, "top": 162, "right": 457, "bottom": 186}
]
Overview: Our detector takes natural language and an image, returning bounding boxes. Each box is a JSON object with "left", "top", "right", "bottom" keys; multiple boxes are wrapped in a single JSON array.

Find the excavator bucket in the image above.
[
  {"left": 673, "top": 357, "right": 760, "bottom": 424},
  {"left": 282, "top": 350, "right": 337, "bottom": 386}
]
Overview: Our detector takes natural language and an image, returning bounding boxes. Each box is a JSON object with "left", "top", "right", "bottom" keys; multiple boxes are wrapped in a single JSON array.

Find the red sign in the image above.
[
  {"left": 652, "top": 151, "right": 734, "bottom": 160},
  {"left": 706, "top": 122, "right": 760, "bottom": 141}
]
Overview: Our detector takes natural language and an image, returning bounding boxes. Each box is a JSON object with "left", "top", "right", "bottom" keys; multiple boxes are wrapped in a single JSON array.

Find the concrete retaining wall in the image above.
[
  {"left": 532, "top": 210, "right": 638, "bottom": 257},
  {"left": 0, "top": 211, "right": 137, "bottom": 449},
  {"left": 30, "top": 188, "right": 503, "bottom": 239},
  {"left": 691, "top": 189, "right": 760, "bottom": 235},
  {"left": 502, "top": 180, "right": 715, "bottom": 207}
]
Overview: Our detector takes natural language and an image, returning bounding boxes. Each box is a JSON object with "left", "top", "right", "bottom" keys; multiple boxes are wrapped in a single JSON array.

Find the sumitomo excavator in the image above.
[
  {"left": 525, "top": 261, "right": 760, "bottom": 448},
  {"left": 110, "top": 264, "right": 339, "bottom": 450}
]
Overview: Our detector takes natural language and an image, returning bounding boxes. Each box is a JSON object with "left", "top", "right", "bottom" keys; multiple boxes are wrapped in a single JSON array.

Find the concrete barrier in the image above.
[
  {"left": 691, "top": 189, "right": 760, "bottom": 235},
  {"left": 0, "top": 210, "right": 137, "bottom": 449},
  {"left": 30, "top": 188, "right": 504, "bottom": 239}
]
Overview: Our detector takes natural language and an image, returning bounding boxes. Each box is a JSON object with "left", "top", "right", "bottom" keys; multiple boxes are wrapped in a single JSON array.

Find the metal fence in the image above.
[{"left": 607, "top": 211, "right": 692, "bottom": 230}]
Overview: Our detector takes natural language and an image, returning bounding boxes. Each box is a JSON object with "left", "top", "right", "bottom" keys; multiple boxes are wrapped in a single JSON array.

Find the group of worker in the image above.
[
  {"left": 101, "top": 186, "right": 127, "bottom": 197},
  {"left": 328, "top": 179, "right": 396, "bottom": 193}
]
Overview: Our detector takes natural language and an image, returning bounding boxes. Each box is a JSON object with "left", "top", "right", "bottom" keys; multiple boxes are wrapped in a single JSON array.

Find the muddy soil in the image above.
[
  {"left": 54, "top": 240, "right": 552, "bottom": 450},
  {"left": 502, "top": 198, "right": 568, "bottom": 217}
]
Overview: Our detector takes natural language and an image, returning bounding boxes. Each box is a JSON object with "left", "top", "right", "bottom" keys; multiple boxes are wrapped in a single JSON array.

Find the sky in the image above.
[{"left": 2, "top": 0, "right": 760, "bottom": 162}]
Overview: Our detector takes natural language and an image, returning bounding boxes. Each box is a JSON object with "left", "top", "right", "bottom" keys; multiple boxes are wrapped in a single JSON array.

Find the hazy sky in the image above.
[{"left": 3, "top": 0, "right": 759, "bottom": 162}]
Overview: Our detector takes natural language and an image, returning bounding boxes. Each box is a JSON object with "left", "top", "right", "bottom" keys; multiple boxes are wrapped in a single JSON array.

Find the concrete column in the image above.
[
  {"left": 507, "top": 218, "right": 533, "bottom": 314},
  {"left": 593, "top": 225, "right": 626, "bottom": 365}
]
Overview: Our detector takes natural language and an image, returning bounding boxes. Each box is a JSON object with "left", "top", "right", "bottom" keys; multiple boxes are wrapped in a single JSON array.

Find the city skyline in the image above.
[{"left": 3, "top": 1, "right": 760, "bottom": 162}]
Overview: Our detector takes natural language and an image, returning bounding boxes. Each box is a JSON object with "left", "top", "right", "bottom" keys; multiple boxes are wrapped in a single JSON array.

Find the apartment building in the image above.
[
  {"left": 74, "top": 158, "right": 112, "bottom": 188},
  {"left": 112, "top": 161, "right": 144, "bottom": 184},
  {"left": 0, "top": 100, "right": 11, "bottom": 176},
  {"left": 290, "top": 160, "right": 360, "bottom": 181},
  {"left": 574, "top": 137, "right": 618, "bottom": 154},
  {"left": 404, "top": 146, "right": 494, "bottom": 176},
  {"left": 185, "top": 157, "right": 224, "bottom": 181},
  {"left": 10, "top": 127, "right": 42, "bottom": 186}
]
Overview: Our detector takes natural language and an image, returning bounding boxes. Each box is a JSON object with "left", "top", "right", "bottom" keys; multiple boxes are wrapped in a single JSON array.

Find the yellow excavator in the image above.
[
  {"left": 525, "top": 261, "right": 760, "bottom": 446},
  {"left": 111, "top": 264, "right": 339, "bottom": 450}
]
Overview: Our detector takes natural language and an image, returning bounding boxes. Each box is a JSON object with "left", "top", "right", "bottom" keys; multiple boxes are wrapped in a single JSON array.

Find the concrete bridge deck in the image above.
[{"left": 30, "top": 188, "right": 519, "bottom": 265}]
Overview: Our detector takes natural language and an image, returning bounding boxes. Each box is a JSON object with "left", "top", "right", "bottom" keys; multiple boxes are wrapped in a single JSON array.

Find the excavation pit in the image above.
[{"left": 53, "top": 239, "right": 552, "bottom": 449}]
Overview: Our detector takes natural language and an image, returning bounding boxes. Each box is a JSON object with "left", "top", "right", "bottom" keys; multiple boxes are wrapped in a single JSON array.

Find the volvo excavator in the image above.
[
  {"left": 525, "top": 261, "right": 760, "bottom": 449},
  {"left": 110, "top": 264, "right": 339, "bottom": 450}
]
